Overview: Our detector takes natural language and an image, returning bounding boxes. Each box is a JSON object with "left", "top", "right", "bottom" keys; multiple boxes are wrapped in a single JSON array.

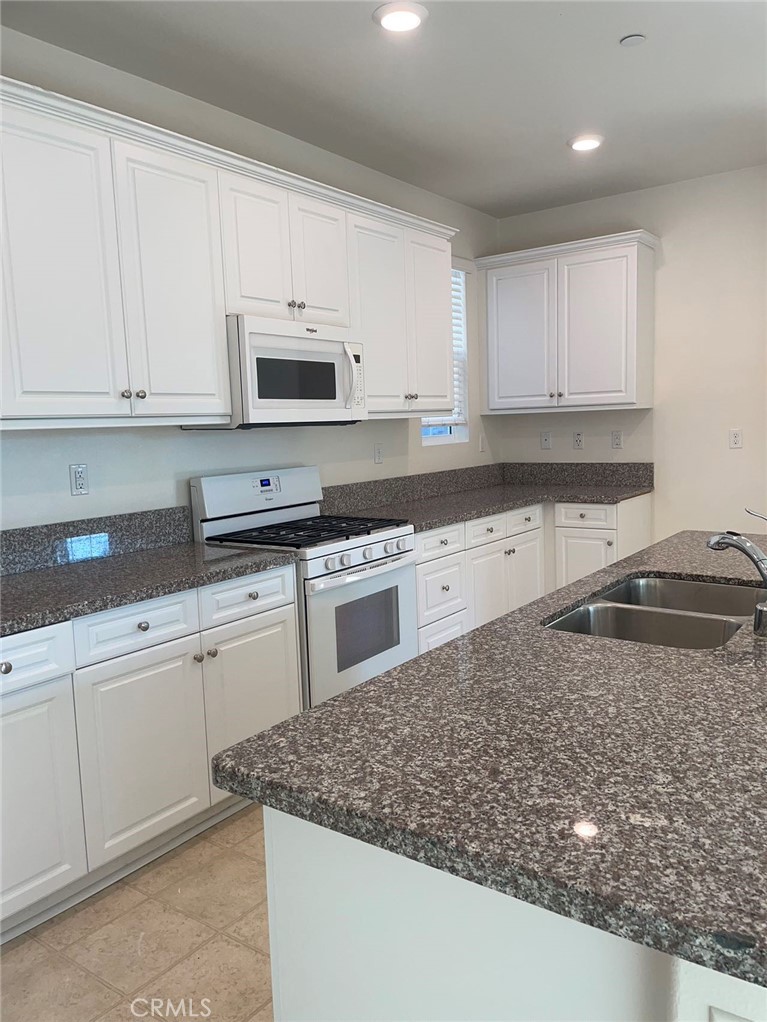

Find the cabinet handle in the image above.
[
  {"left": 121, "top": 389, "right": 132, "bottom": 399},
  {"left": 524, "top": 515, "right": 532, "bottom": 522},
  {"left": 137, "top": 621, "right": 150, "bottom": 632},
  {"left": 549, "top": 392, "right": 555, "bottom": 398},
  {"left": 287, "top": 300, "right": 297, "bottom": 309},
  {"left": 248, "top": 592, "right": 259, "bottom": 601},
  {"left": 505, "top": 548, "right": 515, "bottom": 556},
  {"left": 306, "top": 327, "right": 318, "bottom": 334},
  {"left": 297, "top": 301, "right": 306, "bottom": 310},
  {"left": 207, "top": 648, "right": 219, "bottom": 658},
  {"left": 440, "top": 539, "right": 449, "bottom": 546},
  {"left": 136, "top": 389, "right": 147, "bottom": 399},
  {"left": 412, "top": 393, "right": 419, "bottom": 400},
  {"left": 607, "top": 540, "right": 614, "bottom": 547},
  {"left": 579, "top": 512, "right": 586, "bottom": 519},
  {"left": 193, "top": 653, "right": 205, "bottom": 663},
  {"left": 0, "top": 661, "right": 12, "bottom": 675},
  {"left": 441, "top": 584, "right": 451, "bottom": 592},
  {"left": 558, "top": 391, "right": 563, "bottom": 398},
  {"left": 487, "top": 526, "right": 494, "bottom": 533}
]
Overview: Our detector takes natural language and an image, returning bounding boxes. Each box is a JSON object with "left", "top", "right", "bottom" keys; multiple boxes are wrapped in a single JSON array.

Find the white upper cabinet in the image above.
[
  {"left": 348, "top": 215, "right": 409, "bottom": 413},
  {"left": 288, "top": 193, "right": 350, "bottom": 327},
  {"left": 479, "top": 232, "right": 656, "bottom": 413},
  {"left": 1, "top": 109, "right": 130, "bottom": 418},
  {"left": 113, "top": 141, "right": 231, "bottom": 417},
  {"left": 487, "top": 260, "right": 557, "bottom": 410},
  {"left": 405, "top": 229, "right": 453, "bottom": 414},
  {"left": 219, "top": 173, "right": 294, "bottom": 321}
]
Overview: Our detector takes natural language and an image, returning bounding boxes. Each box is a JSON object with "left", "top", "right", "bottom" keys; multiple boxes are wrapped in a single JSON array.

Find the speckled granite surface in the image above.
[
  {"left": 0, "top": 543, "right": 296, "bottom": 637},
  {"left": 505, "top": 461, "right": 654, "bottom": 488},
  {"left": 214, "top": 530, "right": 767, "bottom": 987}
]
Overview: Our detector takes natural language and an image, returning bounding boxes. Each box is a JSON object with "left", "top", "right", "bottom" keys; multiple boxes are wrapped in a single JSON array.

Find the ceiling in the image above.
[{"left": 2, "top": 1, "right": 765, "bottom": 217}]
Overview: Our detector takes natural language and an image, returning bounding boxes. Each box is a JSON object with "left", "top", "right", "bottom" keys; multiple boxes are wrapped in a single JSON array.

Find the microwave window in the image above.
[
  {"left": 255, "top": 357, "right": 337, "bottom": 401},
  {"left": 335, "top": 587, "right": 400, "bottom": 674}
]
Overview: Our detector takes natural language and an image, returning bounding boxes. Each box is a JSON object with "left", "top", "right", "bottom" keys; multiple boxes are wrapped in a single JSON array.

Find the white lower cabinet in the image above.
[
  {"left": 74, "top": 635, "right": 210, "bottom": 869},
  {"left": 418, "top": 610, "right": 471, "bottom": 653},
  {"left": 507, "top": 528, "right": 545, "bottom": 611},
  {"left": 202, "top": 606, "right": 301, "bottom": 805},
  {"left": 0, "top": 675, "right": 88, "bottom": 917},
  {"left": 555, "top": 528, "right": 617, "bottom": 588},
  {"left": 416, "top": 552, "right": 467, "bottom": 628},
  {"left": 467, "top": 528, "right": 545, "bottom": 629}
]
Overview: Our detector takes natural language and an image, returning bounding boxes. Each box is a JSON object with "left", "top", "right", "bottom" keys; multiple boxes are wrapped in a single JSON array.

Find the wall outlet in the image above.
[
  {"left": 373, "top": 443, "right": 384, "bottom": 465},
  {"left": 69, "top": 463, "right": 89, "bottom": 496},
  {"left": 611, "top": 429, "right": 624, "bottom": 450},
  {"left": 540, "top": 431, "right": 552, "bottom": 451},
  {"left": 573, "top": 432, "right": 584, "bottom": 451},
  {"left": 729, "top": 428, "right": 743, "bottom": 450}
]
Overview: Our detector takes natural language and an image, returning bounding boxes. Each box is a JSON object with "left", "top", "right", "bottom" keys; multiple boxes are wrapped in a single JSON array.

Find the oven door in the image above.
[{"left": 304, "top": 556, "right": 417, "bottom": 707}]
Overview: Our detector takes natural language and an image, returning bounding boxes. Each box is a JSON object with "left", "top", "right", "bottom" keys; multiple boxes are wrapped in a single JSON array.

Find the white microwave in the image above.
[{"left": 225, "top": 315, "right": 367, "bottom": 426}]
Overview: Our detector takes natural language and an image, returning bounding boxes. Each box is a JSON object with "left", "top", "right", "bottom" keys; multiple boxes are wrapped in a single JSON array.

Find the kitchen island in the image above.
[{"left": 213, "top": 531, "right": 767, "bottom": 1022}]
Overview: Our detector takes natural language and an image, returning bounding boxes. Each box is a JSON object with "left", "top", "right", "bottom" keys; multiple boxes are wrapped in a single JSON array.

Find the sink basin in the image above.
[
  {"left": 547, "top": 603, "right": 744, "bottom": 649},
  {"left": 600, "top": 577, "right": 767, "bottom": 617}
]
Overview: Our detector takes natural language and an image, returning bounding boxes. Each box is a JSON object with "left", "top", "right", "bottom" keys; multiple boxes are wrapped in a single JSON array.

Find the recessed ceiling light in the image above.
[
  {"left": 619, "top": 33, "right": 646, "bottom": 47},
  {"left": 567, "top": 134, "right": 604, "bottom": 152},
  {"left": 373, "top": 2, "right": 428, "bottom": 32}
]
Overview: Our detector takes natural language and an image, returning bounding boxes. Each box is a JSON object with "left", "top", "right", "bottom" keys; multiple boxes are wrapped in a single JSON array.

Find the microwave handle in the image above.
[{"left": 343, "top": 343, "right": 356, "bottom": 409}]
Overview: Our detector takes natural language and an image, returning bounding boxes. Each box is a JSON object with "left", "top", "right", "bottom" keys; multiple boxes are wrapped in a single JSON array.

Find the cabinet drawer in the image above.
[
  {"left": 73, "top": 590, "right": 199, "bottom": 667},
  {"left": 415, "top": 523, "right": 465, "bottom": 563},
  {"left": 199, "top": 567, "right": 295, "bottom": 629},
  {"left": 466, "top": 513, "right": 507, "bottom": 548},
  {"left": 416, "top": 553, "right": 467, "bottom": 627},
  {"left": 555, "top": 503, "right": 617, "bottom": 530},
  {"left": 418, "top": 609, "right": 471, "bottom": 654},
  {"left": 506, "top": 504, "right": 543, "bottom": 537},
  {"left": 0, "top": 622, "right": 75, "bottom": 695}
]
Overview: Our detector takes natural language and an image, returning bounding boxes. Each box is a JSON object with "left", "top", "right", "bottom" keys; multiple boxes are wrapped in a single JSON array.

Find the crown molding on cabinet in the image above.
[
  {"left": 475, "top": 230, "right": 660, "bottom": 269},
  {"left": 0, "top": 77, "right": 458, "bottom": 241}
]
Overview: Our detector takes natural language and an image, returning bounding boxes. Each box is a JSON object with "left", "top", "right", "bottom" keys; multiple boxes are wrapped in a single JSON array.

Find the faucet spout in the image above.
[{"left": 706, "top": 531, "right": 767, "bottom": 587}]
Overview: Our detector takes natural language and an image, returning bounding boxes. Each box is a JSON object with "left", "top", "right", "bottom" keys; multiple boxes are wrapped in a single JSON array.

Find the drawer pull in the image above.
[
  {"left": 440, "top": 539, "right": 449, "bottom": 546},
  {"left": 579, "top": 512, "right": 586, "bottom": 519},
  {"left": 137, "top": 621, "right": 150, "bottom": 632},
  {"left": 0, "top": 661, "right": 12, "bottom": 675},
  {"left": 505, "top": 548, "right": 516, "bottom": 556},
  {"left": 248, "top": 592, "right": 260, "bottom": 601},
  {"left": 487, "top": 526, "right": 494, "bottom": 533},
  {"left": 524, "top": 516, "right": 532, "bottom": 522},
  {"left": 441, "top": 584, "right": 451, "bottom": 592},
  {"left": 193, "top": 653, "right": 205, "bottom": 663},
  {"left": 207, "top": 648, "right": 219, "bottom": 658},
  {"left": 607, "top": 540, "right": 614, "bottom": 547}
]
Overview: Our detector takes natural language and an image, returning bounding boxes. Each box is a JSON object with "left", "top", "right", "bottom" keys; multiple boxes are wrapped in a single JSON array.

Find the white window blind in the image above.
[{"left": 422, "top": 268, "right": 468, "bottom": 428}]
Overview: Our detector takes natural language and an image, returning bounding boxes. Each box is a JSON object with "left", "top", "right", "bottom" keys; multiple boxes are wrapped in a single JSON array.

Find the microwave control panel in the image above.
[{"left": 350, "top": 345, "right": 365, "bottom": 408}]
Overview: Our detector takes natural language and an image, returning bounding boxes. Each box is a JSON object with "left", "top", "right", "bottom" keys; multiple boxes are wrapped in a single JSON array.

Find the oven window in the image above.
[
  {"left": 255, "top": 357, "right": 336, "bottom": 401},
  {"left": 335, "top": 587, "right": 400, "bottom": 674}
]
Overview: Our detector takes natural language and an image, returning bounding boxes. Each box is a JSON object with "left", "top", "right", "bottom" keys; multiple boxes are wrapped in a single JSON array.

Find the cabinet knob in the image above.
[
  {"left": 287, "top": 300, "right": 297, "bottom": 309},
  {"left": 207, "top": 648, "right": 219, "bottom": 658},
  {"left": 607, "top": 540, "right": 614, "bottom": 547},
  {"left": 505, "top": 548, "right": 515, "bottom": 556},
  {"left": 121, "top": 388, "right": 132, "bottom": 399},
  {"left": 579, "top": 512, "right": 586, "bottom": 519},
  {"left": 193, "top": 653, "right": 205, "bottom": 663},
  {"left": 137, "top": 620, "right": 150, "bottom": 632},
  {"left": 441, "top": 584, "right": 451, "bottom": 592},
  {"left": 0, "top": 661, "right": 12, "bottom": 675},
  {"left": 440, "top": 539, "right": 449, "bottom": 546},
  {"left": 297, "top": 301, "right": 306, "bottom": 310},
  {"left": 487, "top": 526, "right": 494, "bottom": 533},
  {"left": 549, "top": 392, "right": 555, "bottom": 398},
  {"left": 306, "top": 327, "right": 318, "bottom": 334},
  {"left": 248, "top": 592, "right": 259, "bottom": 601},
  {"left": 525, "top": 516, "right": 532, "bottom": 522},
  {"left": 136, "top": 389, "right": 147, "bottom": 399},
  {"left": 558, "top": 391, "right": 563, "bottom": 398},
  {"left": 412, "top": 393, "right": 419, "bottom": 400}
]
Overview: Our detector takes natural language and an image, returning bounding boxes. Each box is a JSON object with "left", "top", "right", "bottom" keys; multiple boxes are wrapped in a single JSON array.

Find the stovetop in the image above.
[{"left": 207, "top": 514, "right": 409, "bottom": 550}]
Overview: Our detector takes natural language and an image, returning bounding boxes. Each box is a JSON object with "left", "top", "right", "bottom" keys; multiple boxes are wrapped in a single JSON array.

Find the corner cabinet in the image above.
[{"left": 479, "top": 231, "right": 657, "bottom": 413}]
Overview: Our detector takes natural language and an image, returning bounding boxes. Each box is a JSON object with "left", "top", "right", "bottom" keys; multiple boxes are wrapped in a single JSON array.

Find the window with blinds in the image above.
[{"left": 421, "top": 267, "right": 469, "bottom": 443}]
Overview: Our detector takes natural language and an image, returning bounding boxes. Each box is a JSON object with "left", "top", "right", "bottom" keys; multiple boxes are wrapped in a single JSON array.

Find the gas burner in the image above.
[{"left": 208, "top": 514, "right": 408, "bottom": 549}]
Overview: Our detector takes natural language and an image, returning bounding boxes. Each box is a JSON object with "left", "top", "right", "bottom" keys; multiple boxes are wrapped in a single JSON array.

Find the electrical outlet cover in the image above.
[
  {"left": 611, "top": 430, "right": 624, "bottom": 450},
  {"left": 573, "top": 432, "right": 584, "bottom": 450}
]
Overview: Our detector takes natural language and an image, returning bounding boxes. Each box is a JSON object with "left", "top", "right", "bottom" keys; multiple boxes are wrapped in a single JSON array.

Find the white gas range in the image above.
[{"left": 190, "top": 467, "right": 417, "bottom": 707}]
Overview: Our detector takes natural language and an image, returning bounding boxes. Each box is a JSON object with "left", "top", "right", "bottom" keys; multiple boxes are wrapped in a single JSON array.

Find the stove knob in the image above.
[
  {"left": 384, "top": 541, "right": 396, "bottom": 555},
  {"left": 363, "top": 547, "right": 374, "bottom": 560},
  {"left": 324, "top": 556, "right": 337, "bottom": 571},
  {"left": 340, "top": 553, "right": 353, "bottom": 567},
  {"left": 396, "top": 538, "right": 407, "bottom": 552}
]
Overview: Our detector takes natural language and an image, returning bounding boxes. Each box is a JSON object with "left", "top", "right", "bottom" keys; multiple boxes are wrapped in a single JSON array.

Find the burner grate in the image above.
[{"left": 208, "top": 514, "right": 408, "bottom": 549}]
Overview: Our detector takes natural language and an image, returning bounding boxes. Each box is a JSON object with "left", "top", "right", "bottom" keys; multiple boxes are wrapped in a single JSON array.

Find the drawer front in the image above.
[
  {"left": 418, "top": 609, "right": 471, "bottom": 654},
  {"left": 416, "top": 553, "right": 467, "bottom": 627},
  {"left": 0, "top": 622, "right": 75, "bottom": 695},
  {"left": 506, "top": 504, "right": 543, "bottom": 538},
  {"left": 199, "top": 566, "right": 295, "bottom": 630},
  {"left": 555, "top": 503, "right": 617, "bottom": 530},
  {"left": 415, "top": 523, "right": 465, "bottom": 563},
  {"left": 73, "top": 590, "right": 199, "bottom": 667},
  {"left": 466, "top": 513, "right": 507, "bottom": 548}
]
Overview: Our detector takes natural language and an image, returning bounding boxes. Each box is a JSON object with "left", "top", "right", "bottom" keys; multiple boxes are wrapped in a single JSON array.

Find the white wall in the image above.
[
  {"left": 0, "top": 30, "right": 501, "bottom": 528},
  {"left": 494, "top": 166, "right": 767, "bottom": 539}
]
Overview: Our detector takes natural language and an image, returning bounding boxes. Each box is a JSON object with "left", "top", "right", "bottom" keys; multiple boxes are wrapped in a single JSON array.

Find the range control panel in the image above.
[{"left": 253, "top": 475, "right": 281, "bottom": 494}]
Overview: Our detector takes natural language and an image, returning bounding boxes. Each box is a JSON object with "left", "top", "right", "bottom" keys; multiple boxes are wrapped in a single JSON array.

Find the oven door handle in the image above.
[
  {"left": 343, "top": 342, "right": 356, "bottom": 409},
  {"left": 306, "top": 553, "right": 416, "bottom": 595}
]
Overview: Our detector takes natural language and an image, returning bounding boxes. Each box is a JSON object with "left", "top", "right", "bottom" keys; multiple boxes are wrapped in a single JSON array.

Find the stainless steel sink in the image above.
[
  {"left": 547, "top": 602, "right": 744, "bottom": 649},
  {"left": 599, "top": 577, "right": 767, "bottom": 617}
]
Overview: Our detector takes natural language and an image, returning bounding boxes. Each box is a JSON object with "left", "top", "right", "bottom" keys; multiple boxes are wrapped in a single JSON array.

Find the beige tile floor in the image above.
[{"left": 0, "top": 804, "right": 273, "bottom": 1022}]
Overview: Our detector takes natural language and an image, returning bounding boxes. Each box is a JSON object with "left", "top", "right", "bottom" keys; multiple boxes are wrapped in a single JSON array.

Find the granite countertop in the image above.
[
  {"left": 0, "top": 543, "right": 297, "bottom": 637},
  {"left": 213, "top": 530, "right": 767, "bottom": 987}
]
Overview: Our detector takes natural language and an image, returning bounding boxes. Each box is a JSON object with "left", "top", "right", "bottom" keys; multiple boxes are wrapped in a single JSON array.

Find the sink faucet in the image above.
[{"left": 707, "top": 509, "right": 767, "bottom": 637}]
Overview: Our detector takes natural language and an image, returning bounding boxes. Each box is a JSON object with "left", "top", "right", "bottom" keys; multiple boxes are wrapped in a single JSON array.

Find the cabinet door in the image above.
[
  {"left": 556, "top": 528, "right": 617, "bottom": 588},
  {"left": 203, "top": 606, "right": 301, "bottom": 805},
  {"left": 557, "top": 245, "right": 637, "bottom": 406},
  {"left": 348, "top": 215, "right": 408, "bottom": 413},
  {"left": 219, "top": 172, "right": 294, "bottom": 320},
  {"left": 113, "top": 141, "right": 230, "bottom": 416},
  {"left": 288, "top": 193, "right": 349, "bottom": 327},
  {"left": 506, "top": 528, "right": 545, "bottom": 611},
  {"left": 418, "top": 609, "right": 470, "bottom": 654},
  {"left": 1, "top": 108, "right": 130, "bottom": 418},
  {"left": 486, "top": 260, "right": 557, "bottom": 410},
  {"left": 1, "top": 676, "right": 87, "bottom": 918},
  {"left": 466, "top": 539, "right": 509, "bottom": 629},
  {"left": 405, "top": 229, "right": 453, "bottom": 413},
  {"left": 75, "top": 635, "right": 210, "bottom": 868}
]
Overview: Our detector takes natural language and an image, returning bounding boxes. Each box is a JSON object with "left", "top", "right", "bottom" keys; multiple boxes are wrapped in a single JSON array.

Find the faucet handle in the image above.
[{"left": 745, "top": 508, "right": 767, "bottom": 525}]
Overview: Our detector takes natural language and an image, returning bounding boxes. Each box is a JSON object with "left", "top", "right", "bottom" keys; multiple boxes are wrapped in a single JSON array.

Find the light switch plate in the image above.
[{"left": 540, "top": 431, "right": 552, "bottom": 450}]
